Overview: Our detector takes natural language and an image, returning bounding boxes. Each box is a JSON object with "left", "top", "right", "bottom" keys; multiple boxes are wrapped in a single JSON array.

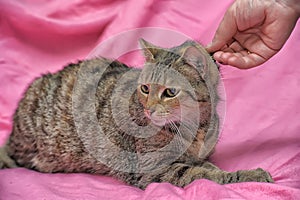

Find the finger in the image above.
[
  {"left": 234, "top": 33, "right": 277, "bottom": 61},
  {"left": 228, "top": 40, "right": 244, "bottom": 52},
  {"left": 220, "top": 45, "right": 235, "bottom": 52},
  {"left": 228, "top": 54, "right": 266, "bottom": 69},
  {"left": 206, "top": 6, "right": 238, "bottom": 53},
  {"left": 219, "top": 40, "right": 245, "bottom": 53},
  {"left": 213, "top": 51, "right": 266, "bottom": 69}
]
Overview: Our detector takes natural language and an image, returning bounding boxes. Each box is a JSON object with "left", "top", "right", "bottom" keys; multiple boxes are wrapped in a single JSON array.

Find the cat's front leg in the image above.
[
  {"left": 0, "top": 145, "right": 18, "bottom": 169},
  {"left": 171, "top": 161, "right": 274, "bottom": 186},
  {"left": 136, "top": 161, "right": 273, "bottom": 189},
  {"left": 223, "top": 168, "right": 274, "bottom": 184}
]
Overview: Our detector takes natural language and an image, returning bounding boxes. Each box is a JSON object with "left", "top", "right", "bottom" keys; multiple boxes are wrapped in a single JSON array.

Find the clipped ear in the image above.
[
  {"left": 139, "top": 38, "right": 161, "bottom": 62},
  {"left": 178, "top": 45, "right": 208, "bottom": 79}
]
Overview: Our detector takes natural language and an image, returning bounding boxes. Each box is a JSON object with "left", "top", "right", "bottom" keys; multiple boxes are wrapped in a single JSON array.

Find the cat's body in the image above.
[{"left": 0, "top": 40, "right": 273, "bottom": 189}]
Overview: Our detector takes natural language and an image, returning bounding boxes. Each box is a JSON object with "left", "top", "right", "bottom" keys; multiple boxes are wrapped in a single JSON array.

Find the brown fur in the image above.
[{"left": 0, "top": 39, "right": 273, "bottom": 189}]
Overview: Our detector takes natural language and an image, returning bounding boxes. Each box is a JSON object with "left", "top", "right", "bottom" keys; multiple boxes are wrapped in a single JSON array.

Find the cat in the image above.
[{"left": 0, "top": 39, "right": 273, "bottom": 189}]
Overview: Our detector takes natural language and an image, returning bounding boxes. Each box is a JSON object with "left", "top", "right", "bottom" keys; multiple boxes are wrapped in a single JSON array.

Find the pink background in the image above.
[{"left": 0, "top": 0, "right": 300, "bottom": 199}]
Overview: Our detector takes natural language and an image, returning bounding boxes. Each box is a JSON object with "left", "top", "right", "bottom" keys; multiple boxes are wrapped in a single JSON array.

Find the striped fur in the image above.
[{"left": 0, "top": 40, "right": 273, "bottom": 189}]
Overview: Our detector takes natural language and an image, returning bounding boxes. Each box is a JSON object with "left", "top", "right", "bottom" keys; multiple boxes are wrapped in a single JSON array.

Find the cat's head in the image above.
[{"left": 137, "top": 39, "right": 218, "bottom": 127}]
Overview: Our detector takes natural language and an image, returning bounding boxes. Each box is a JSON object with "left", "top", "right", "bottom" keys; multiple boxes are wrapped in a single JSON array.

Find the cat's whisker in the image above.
[
  {"left": 179, "top": 122, "right": 198, "bottom": 138},
  {"left": 167, "top": 120, "right": 186, "bottom": 152},
  {"left": 168, "top": 118, "right": 199, "bottom": 136}
]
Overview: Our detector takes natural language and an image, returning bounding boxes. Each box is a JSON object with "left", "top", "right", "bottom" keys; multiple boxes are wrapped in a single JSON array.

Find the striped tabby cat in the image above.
[{"left": 0, "top": 39, "right": 273, "bottom": 189}]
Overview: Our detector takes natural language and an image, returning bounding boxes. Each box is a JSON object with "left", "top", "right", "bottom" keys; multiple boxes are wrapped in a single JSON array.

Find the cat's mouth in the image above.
[
  {"left": 144, "top": 110, "right": 172, "bottom": 127},
  {"left": 150, "top": 117, "right": 167, "bottom": 127}
]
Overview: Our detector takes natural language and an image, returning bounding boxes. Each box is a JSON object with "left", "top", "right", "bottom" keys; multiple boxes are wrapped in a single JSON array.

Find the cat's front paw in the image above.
[
  {"left": 0, "top": 147, "right": 18, "bottom": 169},
  {"left": 237, "top": 168, "right": 274, "bottom": 183}
]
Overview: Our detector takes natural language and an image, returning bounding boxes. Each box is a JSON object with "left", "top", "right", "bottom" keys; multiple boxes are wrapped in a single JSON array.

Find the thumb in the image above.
[{"left": 206, "top": 8, "right": 237, "bottom": 53}]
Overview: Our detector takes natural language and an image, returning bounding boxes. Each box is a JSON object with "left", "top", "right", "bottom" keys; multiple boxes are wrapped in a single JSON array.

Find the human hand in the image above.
[{"left": 206, "top": 0, "right": 300, "bottom": 69}]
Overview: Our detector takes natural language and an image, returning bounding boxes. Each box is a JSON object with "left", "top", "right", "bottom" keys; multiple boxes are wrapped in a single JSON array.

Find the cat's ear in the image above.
[
  {"left": 139, "top": 39, "right": 161, "bottom": 62},
  {"left": 177, "top": 44, "right": 208, "bottom": 79}
]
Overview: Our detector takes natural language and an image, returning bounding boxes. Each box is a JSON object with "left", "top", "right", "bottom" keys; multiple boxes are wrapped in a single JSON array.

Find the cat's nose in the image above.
[
  {"left": 149, "top": 108, "right": 156, "bottom": 115},
  {"left": 145, "top": 108, "right": 155, "bottom": 116}
]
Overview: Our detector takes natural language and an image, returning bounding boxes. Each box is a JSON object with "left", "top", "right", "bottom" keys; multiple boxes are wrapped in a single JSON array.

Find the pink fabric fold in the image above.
[{"left": 0, "top": 0, "right": 299, "bottom": 199}]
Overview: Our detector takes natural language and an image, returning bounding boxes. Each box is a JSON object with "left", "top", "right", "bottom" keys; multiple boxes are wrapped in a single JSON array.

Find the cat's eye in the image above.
[
  {"left": 140, "top": 85, "right": 149, "bottom": 94},
  {"left": 164, "top": 88, "right": 179, "bottom": 98}
]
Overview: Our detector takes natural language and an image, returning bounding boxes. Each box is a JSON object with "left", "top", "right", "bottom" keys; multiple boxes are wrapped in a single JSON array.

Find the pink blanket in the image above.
[{"left": 0, "top": 0, "right": 300, "bottom": 199}]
